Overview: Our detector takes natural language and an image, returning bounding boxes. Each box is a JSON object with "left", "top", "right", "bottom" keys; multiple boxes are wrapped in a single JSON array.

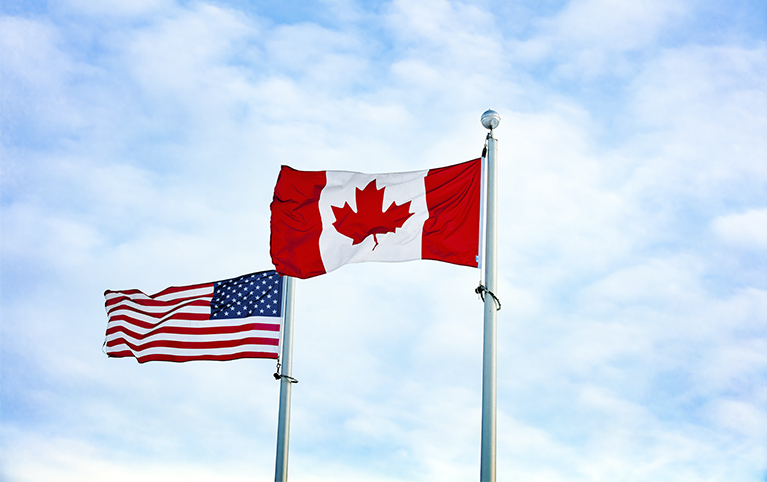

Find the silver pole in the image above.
[
  {"left": 479, "top": 109, "right": 500, "bottom": 482},
  {"left": 274, "top": 275, "right": 296, "bottom": 482}
]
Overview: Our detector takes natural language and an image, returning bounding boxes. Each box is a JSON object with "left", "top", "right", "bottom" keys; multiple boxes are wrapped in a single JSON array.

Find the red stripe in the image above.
[
  {"left": 105, "top": 286, "right": 213, "bottom": 310},
  {"left": 422, "top": 158, "right": 482, "bottom": 267},
  {"left": 106, "top": 298, "right": 211, "bottom": 317},
  {"left": 106, "top": 336, "right": 279, "bottom": 350},
  {"left": 270, "top": 165, "right": 327, "bottom": 279},
  {"left": 104, "top": 288, "right": 143, "bottom": 297},
  {"left": 107, "top": 313, "right": 210, "bottom": 330},
  {"left": 106, "top": 322, "right": 280, "bottom": 338},
  {"left": 107, "top": 351, "right": 279, "bottom": 363},
  {"left": 105, "top": 295, "right": 211, "bottom": 311}
]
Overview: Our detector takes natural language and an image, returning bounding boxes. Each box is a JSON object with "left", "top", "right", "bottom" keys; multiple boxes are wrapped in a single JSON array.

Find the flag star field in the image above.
[
  {"left": 1, "top": 1, "right": 765, "bottom": 482},
  {"left": 211, "top": 271, "right": 282, "bottom": 319}
]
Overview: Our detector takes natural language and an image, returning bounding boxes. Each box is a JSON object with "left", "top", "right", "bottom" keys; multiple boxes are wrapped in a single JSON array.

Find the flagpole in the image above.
[
  {"left": 480, "top": 109, "right": 500, "bottom": 482},
  {"left": 275, "top": 275, "right": 296, "bottom": 482}
]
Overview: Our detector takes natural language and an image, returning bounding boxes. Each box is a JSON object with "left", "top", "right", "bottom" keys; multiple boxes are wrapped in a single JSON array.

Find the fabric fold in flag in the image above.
[
  {"left": 270, "top": 158, "right": 482, "bottom": 279},
  {"left": 104, "top": 270, "right": 283, "bottom": 363}
]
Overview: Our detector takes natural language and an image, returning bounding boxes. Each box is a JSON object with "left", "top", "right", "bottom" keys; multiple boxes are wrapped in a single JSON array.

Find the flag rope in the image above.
[{"left": 478, "top": 138, "right": 489, "bottom": 285}]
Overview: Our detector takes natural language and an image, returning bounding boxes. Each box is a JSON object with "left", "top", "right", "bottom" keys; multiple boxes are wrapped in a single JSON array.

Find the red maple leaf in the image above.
[{"left": 332, "top": 180, "right": 414, "bottom": 250}]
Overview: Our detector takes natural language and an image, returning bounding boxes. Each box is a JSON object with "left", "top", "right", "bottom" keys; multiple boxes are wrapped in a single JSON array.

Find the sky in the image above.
[{"left": 1, "top": 0, "right": 766, "bottom": 481}]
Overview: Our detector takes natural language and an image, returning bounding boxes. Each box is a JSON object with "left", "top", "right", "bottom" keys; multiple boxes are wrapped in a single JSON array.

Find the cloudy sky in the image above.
[{"left": 1, "top": 0, "right": 766, "bottom": 481}]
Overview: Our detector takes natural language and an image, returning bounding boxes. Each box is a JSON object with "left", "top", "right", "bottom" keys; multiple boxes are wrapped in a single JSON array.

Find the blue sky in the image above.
[{"left": 1, "top": 0, "right": 766, "bottom": 481}]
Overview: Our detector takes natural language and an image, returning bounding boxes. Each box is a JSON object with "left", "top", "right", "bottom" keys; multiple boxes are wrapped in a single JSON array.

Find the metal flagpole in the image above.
[
  {"left": 480, "top": 109, "right": 500, "bottom": 482},
  {"left": 275, "top": 275, "right": 297, "bottom": 482}
]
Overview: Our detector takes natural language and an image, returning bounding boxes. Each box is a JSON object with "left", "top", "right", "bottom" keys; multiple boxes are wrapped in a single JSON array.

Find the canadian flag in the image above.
[{"left": 270, "top": 158, "right": 482, "bottom": 279}]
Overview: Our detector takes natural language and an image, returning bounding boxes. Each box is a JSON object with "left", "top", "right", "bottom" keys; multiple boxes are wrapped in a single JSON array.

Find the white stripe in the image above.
[
  {"left": 318, "top": 169, "right": 429, "bottom": 273},
  {"left": 105, "top": 328, "right": 280, "bottom": 346},
  {"left": 106, "top": 316, "right": 280, "bottom": 335},
  {"left": 106, "top": 343, "right": 281, "bottom": 357},
  {"left": 107, "top": 305, "right": 212, "bottom": 323},
  {"left": 106, "top": 298, "right": 212, "bottom": 315},
  {"left": 155, "top": 286, "right": 215, "bottom": 302}
]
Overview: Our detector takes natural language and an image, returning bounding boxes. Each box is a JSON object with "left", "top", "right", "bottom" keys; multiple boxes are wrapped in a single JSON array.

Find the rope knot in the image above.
[{"left": 475, "top": 284, "right": 501, "bottom": 311}]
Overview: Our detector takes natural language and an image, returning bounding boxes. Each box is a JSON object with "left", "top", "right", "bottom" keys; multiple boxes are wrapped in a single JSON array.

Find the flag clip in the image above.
[
  {"left": 475, "top": 283, "right": 501, "bottom": 311},
  {"left": 274, "top": 361, "right": 299, "bottom": 383},
  {"left": 274, "top": 373, "right": 299, "bottom": 383}
]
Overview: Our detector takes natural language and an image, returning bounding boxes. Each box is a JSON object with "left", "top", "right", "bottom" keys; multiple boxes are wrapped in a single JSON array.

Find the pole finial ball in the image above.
[{"left": 481, "top": 109, "right": 501, "bottom": 130}]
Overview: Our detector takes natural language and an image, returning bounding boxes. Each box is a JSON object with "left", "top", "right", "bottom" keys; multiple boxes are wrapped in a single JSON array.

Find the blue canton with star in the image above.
[{"left": 210, "top": 270, "right": 283, "bottom": 319}]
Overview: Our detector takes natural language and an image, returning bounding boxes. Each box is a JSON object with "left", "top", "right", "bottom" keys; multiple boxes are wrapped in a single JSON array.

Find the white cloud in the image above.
[
  {"left": 121, "top": 4, "right": 257, "bottom": 99},
  {"left": 386, "top": 0, "right": 494, "bottom": 44},
  {"left": 265, "top": 22, "right": 369, "bottom": 85},
  {"left": 578, "top": 257, "right": 704, "bottom": 307},
  {"left": 705, "top": 398, "right": 767, "bottom": 437},
  {"left": 712, "top": 208, "right": 767, "bottom": 249},
  {"left": 540, "top": 0, "right": 687, "bottom": 51},
  {"left": 2, "top": 431, "right": 272, "bottom": 482},
  {"left": 61, "top": 0, "right": 173, "bottom": 17},
  {"left": 384, "top": 0, "right": 501, "bottom": 79},
  {"left": 0, "top": 16, "right": 66, "bottom": 86},
  {"left": 625, "top": 45, "right": 767, "bottom": 190},
  {"left": 0, "top": 16, "right": 83, "bottom": 134},
  {"left": 510, "top": 0, "right": 688, "bottom": 78}
]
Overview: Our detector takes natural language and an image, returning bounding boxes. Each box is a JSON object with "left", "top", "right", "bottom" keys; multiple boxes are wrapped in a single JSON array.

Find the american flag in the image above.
[{"left": 104, "top": 270, "right": 283, "bottom": 363}]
